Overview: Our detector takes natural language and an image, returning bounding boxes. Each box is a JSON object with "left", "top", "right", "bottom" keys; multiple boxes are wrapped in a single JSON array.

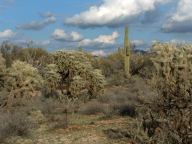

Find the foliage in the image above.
[
  {"left": 18, "top": 47, "right": 52, "bottom": 69},
  {"left": 0, "top": 42, "right": 52, "bottom": 69},
  {"left": 97, "top": 52, "right": 124, "bottom": 78},
  {"left": 94, "top": 50, "right": 151, "bottom": 86},
  {"left": 0, "top": 61, "right": 44, "bottom": 108},
  {"left": 0, "top": 42, "right": 20, "bottom": 67},
  {"left": 149, "top": 43, "right": 192, "bottom": 143},
  {"left": 53, "top": 51, "right": 105, "bottom": 99}
]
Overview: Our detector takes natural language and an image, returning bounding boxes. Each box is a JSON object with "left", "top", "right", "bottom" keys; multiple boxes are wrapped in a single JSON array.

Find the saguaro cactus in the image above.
[{"left": 124, "top": 26, "right": 131, "bottom": 77}]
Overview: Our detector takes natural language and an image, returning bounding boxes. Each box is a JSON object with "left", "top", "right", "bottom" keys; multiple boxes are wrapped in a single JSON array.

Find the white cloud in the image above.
[
  {"left": 0, "top": 29, "right": 16, "bottom": 39},
  {"left": 91, "top": 50, "right": 107, "bottom": 57},
  {"left": 17, "top": 12, "right": 56, "bottom": 30},
  {"left": 64, "top": 0, "right": 169, "bottom": 28},
  {"left": 52, "top": 29, "right": 83, "bottom": 42},
  {"left": 131, "top": 40, "right": 145, "bottom": 47},
  {"left": 79, "top": 31, "right": 119, "bottom": 47},
  {"left": 162, "top": 0, "right": 192, "bottom": 33},
  {"left": 94, "top": 31, "right": 119, "bottom": 44}
]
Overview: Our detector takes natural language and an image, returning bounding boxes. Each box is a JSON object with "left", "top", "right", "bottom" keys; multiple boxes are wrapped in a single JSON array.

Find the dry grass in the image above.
[
  {"left": 78, "top": 100, "right": 105, "bottom": 115},
  {"left": 0, "top": 111, "right": 35, "bottom": 143}
]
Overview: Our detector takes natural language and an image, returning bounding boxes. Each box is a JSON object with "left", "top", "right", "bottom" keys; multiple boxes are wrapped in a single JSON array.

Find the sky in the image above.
[{"left": 0, "top": 0, "right": 192, "bottom": 55}]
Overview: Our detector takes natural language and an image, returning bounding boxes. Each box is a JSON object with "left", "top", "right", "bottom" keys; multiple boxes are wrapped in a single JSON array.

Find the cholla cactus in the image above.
[
  {"left": 42, "top": 64, "right": 61, "bottom": 91},
  {"left": 150, "top": 43, "right": 192, "bottom": 143},
  {"left": 1, "top": 60, "right": 44, "bottom": 108},
  {"left": 69, "top": 76, "right": 87, "bottom": 98},
  {"left": 41, "top": 64, "right": 62, "bottom": 98},
  {"left": 151, "top": 43, "right": 192, "bottom": 80},
  {"left": 53, "top": 51, "right": 105, "bottom": 99},
  {"left": 88, "top": 69, "right": 105, "bottom": 97}
]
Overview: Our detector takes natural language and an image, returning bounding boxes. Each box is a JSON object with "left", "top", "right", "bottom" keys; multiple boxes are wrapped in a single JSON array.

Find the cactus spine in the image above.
[{"left": 124, "top": 26, "right": 131, "bottom": 77}]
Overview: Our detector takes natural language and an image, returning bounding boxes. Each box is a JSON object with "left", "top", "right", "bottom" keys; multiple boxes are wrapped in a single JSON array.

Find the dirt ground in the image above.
[{"left": 31, "top": 114, "right": 136, "bottom": 144}]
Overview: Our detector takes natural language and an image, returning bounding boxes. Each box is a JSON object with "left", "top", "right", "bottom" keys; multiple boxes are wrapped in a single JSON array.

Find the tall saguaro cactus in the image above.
[{"left": 124, "top": 25, "right": 131, "bottom": 77}]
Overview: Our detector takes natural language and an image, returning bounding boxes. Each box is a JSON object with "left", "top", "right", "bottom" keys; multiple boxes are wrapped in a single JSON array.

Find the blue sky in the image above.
[{"left": 0, "top": 0, "right": 192, "bottom": 55}]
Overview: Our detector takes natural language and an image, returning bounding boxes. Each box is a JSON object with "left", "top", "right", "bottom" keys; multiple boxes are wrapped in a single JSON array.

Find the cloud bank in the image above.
[
  {"left": 64, "top": 0, "right": 169, "bottom": 28},
  {"left": 162, "top": 0, "right": 192, "bottom": 33}
]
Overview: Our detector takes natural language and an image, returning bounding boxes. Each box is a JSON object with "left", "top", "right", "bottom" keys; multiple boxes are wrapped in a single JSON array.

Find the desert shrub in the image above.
[
  {"left": 38, "top": 98, "right": 69, "bottom": 129},
  {"left": 78, "top": 100, "right": 105, "bottom": 115},
  {"left": 107, "top": 70, "right": 129, "bottom": 86},
  {"left": 0, "top": 53, "right": 6, "bottom": 88},
  {"left": 93, "top": 52, "right": 129, "bottom": 86},
  {"left": 0, "top": 42, "right": 51, "bottom": 69},
  {"left": 103, "top": 128, "right": 132, "bottom": 139},
  {"left": 100, "top": 76, "right": 156, "bottom": 105},
  {"left": 103, "top": 119, "right": 148, "bottom": 143},
  {"left": 97, "top": 76, "right": 157, "bottom": 119},
  {"left": 94, "top": 50, "right": 152, "bottom": 86},
  {"left": 79, "top": 76, "right": 154, "bottom": 117},
  {"left": 0, "top": 111, "right": 35, "bottom": 143},
  {"left": 148, "top": 43, "right": 192, "bottom": 143},
  {"left": 18, "top": 47, "right": 52, "bottom": 69},
  {"left": 53, "top": 51, "right": 105, "bottom": 99},
  {"left": 0, "top": 42, "right": 18, "bottom": 67},
  {"left": 131, "top": 53, "right": 154, "bottom": 79},
  {"left": 96, "top": 52, "right": 124, "bottom": 78},
  {"left": 101, "top": 102, "right": 137, "bottom": 118},
  {"left": 131, "top": 53, "right": 146, "bottom": 75},
  {"left": 117, "top": 104, "right": 137, "bottom": 117},
  {"left": 0, "top": 61, "right": 44, "bottom": 109},
  {"left": 0, "top": 53, "right": 6, "bottom": 72}
]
